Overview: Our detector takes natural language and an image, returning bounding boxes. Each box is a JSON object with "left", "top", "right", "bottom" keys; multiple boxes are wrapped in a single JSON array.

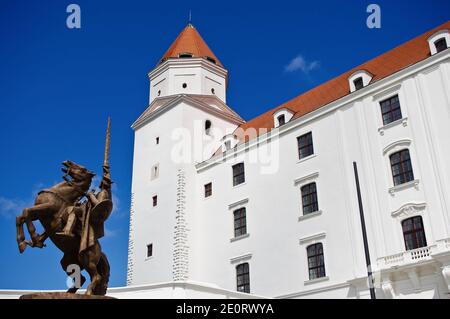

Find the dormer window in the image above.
[
  {"left": 427, "top": 30, "right": 450, "bottom": 55},
  {"left": 435, "top": 38, "right": 448, "bottom": 53},
  {"left": 348, "top": 70, "right": 373, "bottom": 93},
  {"left": 179, "top": 52, "right": 193, "bottom": 58},
  {"left": 273, "top": 108, "right": 293, "bottom": 128},
  {"left": 353, "top": 77, "right": 364, "bottom": 91},
  {"left": 222, "top": 134, "right": 238, "bottom": 152}
]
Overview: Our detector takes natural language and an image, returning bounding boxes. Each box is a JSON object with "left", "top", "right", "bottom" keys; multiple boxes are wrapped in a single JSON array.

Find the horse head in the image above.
[{"left": 62, "top": 160, "right": 95, "bottom": 192}]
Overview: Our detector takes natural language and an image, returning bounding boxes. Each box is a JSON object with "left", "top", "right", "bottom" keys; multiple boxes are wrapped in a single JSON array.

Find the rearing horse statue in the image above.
[{"left": 16, "top": 118, "right": 113, "bottom": 296}]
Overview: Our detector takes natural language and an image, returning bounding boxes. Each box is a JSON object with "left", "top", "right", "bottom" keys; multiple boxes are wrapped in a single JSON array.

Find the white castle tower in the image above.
[{"left": 127, "top": 23, "right": 244, "bottom": 286}]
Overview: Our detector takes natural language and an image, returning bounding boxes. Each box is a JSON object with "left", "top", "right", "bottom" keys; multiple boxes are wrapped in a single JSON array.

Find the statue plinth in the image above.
[{"left": 19, "top": 292, "right": 116, "bottom": 299}]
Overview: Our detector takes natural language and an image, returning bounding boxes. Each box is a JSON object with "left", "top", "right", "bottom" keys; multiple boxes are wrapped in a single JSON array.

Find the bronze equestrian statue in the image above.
[{"left": 16, "top": 118, "right": 113, "bottom": 296}]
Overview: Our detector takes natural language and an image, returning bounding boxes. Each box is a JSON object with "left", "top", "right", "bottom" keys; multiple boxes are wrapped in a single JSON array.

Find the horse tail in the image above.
[{"left": 94, "top": 252, "right": 110, "bottom": 295}]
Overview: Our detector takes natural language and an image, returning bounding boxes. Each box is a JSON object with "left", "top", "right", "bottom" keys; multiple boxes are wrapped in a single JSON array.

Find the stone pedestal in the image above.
[{"left": 19, "top": 292, "right": 116, "bottom": 299}]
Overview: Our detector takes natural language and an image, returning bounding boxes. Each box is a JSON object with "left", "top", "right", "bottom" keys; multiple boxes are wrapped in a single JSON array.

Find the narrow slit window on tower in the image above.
[
  {"left": 182, "top": 83, "right": 187, "bottom": 89},
  {"left": 211, "top": 88, "right": 215, "bottom": 94},
  {"left": 156, "top": 137, "right": 159, "bottom": 145},
  {"left": 152, "top": 195, "right": 158, "bottom": 207},
  {"left": 353, "top": 77, "right": 364, "bottom": 91},
  {"left": 435, "top": 38, "right": 448, "bottom": 53},
  {"left": 147, "top": 244, "right": 153, "bottom": 258},
  {"left": 204, "top": 182, "right": 212, "bottom": 198},
  {"left": 205, "top": 120, "right": 212, "bottom": 135}
]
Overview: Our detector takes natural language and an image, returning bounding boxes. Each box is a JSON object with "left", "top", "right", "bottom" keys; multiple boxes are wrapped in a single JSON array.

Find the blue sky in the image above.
[{"left": 0, "top": 0, "right": 449, "bottom": 290}]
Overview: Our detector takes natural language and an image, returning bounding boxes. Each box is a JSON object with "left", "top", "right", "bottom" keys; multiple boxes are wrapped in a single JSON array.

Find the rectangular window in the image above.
[
  {"left": 232, "top": 163, "right": 245, "bottom": 186},
  {"left": 204, "top": 182, "right": 212, "bottom": 198},
  {"left": 353, "top": 77, "right": 364, "bottom": 90},
  {"left": 152, "top": 195, "right": 158, "bottom": 207},
  {"left": 277, "top": 114, "right": 286, "bottom": 126},
  {"left": 297, "top": 132, "right": 314, "bottom": 160},
  {"left": 233, "top": 208, "right": 247, "bottom": 238},
  {"left": 156, "top": 137, "right": 159, "bottom": 145},
  {"left": 236, "top": 263, "right": 250, "bottom": 293},
  {"left": 307, "top": 243, "right": 326, "bottom": 280},
  {"left": 390, "top": 149, "right": 414, "bottom": 186},
  {"left": 380, "top": 95, "right": 402, "bottom": 125},
  {"left": 402, "top": 216, "right": 427, "bottom": 250},
  {"left": 301, "top": 182, "right": 319, "bottom": 214},
  {"left": 147, "top": 244, "right": 153, "bottom": 258}
]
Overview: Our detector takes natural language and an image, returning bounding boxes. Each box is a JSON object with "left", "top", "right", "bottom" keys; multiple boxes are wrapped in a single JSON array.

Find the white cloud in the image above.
[
  {"left": 0, "top": 196, "right": 27, "bottom": 219},
  {"left": 284, "top": 55, "right": 320, "bottom": 74}
]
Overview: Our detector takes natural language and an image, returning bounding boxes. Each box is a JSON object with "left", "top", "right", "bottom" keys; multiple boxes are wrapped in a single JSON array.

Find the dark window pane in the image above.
[
  {"left": 147, "top": 244, "right": 153, "bottom": 257},
  {"left": 307, "top": 243, "right": 326, "bottom": 280},
  {"left": 354, "top": 77, "right": 364, "bottom": 90},
  {"left": 152, "top": 195, "right": 157, "bottom": 207},
  {"left": 234, "top": 208, "right": 247, "bottom": 237},
  {"left": 435, "top": 38, "right": 448, "bottom": 53},
  {"left": 380, "top": 95, "right": 402, "bottom": 125},
  {"left": 297, "top": 132, "right": 314, "bottom": 160},
  {"left": 236, "top": 263, "right": 250, "bottom": 293},
  {"left": 390, "top": 149, "right": 414, "bottom": 186},
  {"left": 301, "top": 183, "right": 319, "bottom": 215},
  {"left": 204, "top": 183, "right": 212, "bottom": 198},
  {"left": 402, "top": 216, "right": 427, "bottom": 250},
  {"left": 232, "top": 163, "right": 245, "bottom": 186},
  {"left": 278, "top": 115, "right": 286, "bottom": 126}
]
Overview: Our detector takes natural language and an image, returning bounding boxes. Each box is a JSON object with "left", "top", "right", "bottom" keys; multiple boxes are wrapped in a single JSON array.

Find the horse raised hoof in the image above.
[{"left": 18, "top": 242, "right": 27, "bottom": 253}]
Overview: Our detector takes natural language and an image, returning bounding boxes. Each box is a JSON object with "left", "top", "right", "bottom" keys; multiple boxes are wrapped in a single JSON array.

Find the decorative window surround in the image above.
[
  {"left": 388, "top": 179, "right": 420, "bottom": 196},
  {"left": 299, "top": 232, "right": 326, "bottom": 245},
  {"left": 273, "top": 108, "right": 294, "bottom": 128},
  {"left": 228, "top": 198, "right": 249, "bottom": 210},
  {"left": 378, "top": 117, "right": 408, "bottom": 136},
  {"left": 230, "top": 233, "right": 250, "bottom": 243},
  {"left": 298, "top": 210, "right": 322, "bottom": 222},
  {"left": 304, "top": 276, "right": 329, "bottom": 285},
  {"left": 391, "top": 202, "right": 426, "bottom": 219},
  {"left": 230, "top": 253, "right": 252, "bottom": 265},
  {"left": 427, "top": 29, "right": 450, "bottom": 55},
  {"left": 382, "top": 139, "right": 412, "bottom": 156},
  {"left": 348, "top": 70, "right": 373, "bottom": 92},
  {"left": 294, "top": 172, "right": 319, "bottom": 187},
  {"left": 296, "top": 154, "right": 317, "bottom": 164}
]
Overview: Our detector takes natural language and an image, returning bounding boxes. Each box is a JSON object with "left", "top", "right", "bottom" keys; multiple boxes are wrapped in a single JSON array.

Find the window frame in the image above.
[
  {"left": 380, "top": 94, "right": 403, "bottom": 126},
  {"left": 301, "top": 182, "right": 319, "bottom": 215},
  {"left": 390, "top": 149, "right": 414, "bottom": 186},
  {"left": 232, "top": 163, "right": 245, "bottom": 186},
  {"left": 236, "top": 262, "right": 250, "bottom": 293},
  {"left": 402, "top": 216, "right": 427, "bottom": 251},
  {"left": 306, "top": 243, "right": 326, "bottom": 280},
  {"left": 233, "top": 207, "right": 247, "bottom": 238},
  {"left": 297, "top": 132, "right": 314, "bottom": 160}
]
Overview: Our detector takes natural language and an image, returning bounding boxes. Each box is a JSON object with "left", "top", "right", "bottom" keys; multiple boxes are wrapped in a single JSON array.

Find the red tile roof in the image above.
[
  {"left": 235, "top": 20, "right": 450, "bottom": 143},
  {"left": 160, "top": 24, "right": 223, "bottom": 67}
]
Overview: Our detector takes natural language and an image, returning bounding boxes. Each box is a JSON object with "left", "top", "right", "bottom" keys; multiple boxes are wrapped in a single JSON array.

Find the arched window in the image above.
[
  {"left": 353, "top": 77, "right": 364, "bottom": 91},
  {"left": 205, "top": 120, "right": 212, "bottom": 135},
  {"left": 402, "top": 216, "right": 427, "bottom": 251},
  {"left": 434, "top": 38, "right": 448, "bottom": 53},
  {"left": 390, "top": 149, "right": 414, "bottom": 186},
  {"left": 277, "top": 114, "right": 286, "bottom": 126},
  {"left": 236, "top": 263, "right": 250, "bottom": 293},
  {"left": 307, "top": 243, "right": 326, "bottom": 280}
]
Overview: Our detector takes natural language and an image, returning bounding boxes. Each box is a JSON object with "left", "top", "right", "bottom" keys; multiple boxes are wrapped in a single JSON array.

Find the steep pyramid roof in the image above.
[{"left": 160, "top": 24, "right": 223, "bottom": 67}]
